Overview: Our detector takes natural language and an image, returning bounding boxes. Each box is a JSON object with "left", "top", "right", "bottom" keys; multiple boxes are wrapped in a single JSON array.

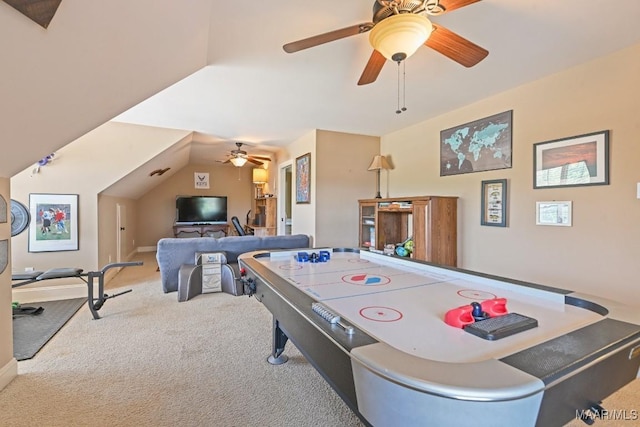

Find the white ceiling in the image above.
[{"left": 112, "top": 0, "right": 640, "bottom": 164}]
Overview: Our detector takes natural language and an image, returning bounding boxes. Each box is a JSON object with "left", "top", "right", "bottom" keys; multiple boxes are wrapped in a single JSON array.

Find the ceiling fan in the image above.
[
  {"left": 221, "top": 142, "right": 271, "bottom": 167},
  {"left": 283, "top": 0, "right": 488, "bottom": 85}
]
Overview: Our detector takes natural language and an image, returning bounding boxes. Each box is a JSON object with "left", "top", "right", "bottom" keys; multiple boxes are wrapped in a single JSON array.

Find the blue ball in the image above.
[{"left": 395, "top": 246, "right": 408, "bottom": 257}]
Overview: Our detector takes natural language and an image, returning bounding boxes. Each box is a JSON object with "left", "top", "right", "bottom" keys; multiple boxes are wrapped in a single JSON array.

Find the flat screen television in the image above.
[{"left": 175, "top": 196, "right": 228, "bottom": 225}]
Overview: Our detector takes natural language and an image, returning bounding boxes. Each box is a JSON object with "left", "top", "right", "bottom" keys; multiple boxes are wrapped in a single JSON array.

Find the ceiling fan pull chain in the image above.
[
  {"left": 396, "top": 60, "right": 407, "bottom": 114},
  {"left": 402, "top": 60, "right": 407, "bottom": 112},
  {"left": 396, "top": 61, "right": 401, "bottom": 114}
]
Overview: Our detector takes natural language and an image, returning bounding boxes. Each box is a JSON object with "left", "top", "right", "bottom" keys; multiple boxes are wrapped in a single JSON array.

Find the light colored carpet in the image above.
[{"left": 1, "top": 252, "right": 638, "bottom": 427}]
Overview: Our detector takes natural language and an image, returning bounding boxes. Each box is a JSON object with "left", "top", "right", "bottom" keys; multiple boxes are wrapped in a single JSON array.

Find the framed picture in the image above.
[
  {"left": 296, "top": 153, "right": 311, "bottom": 204},
  {"left": 440, "top": 110, "right": 513, "bottom": 176},
  {"left": 536, "top": 201, "right": 572, "bottom": 227},
  {"left": 29, "top": 193, "right": 79, "bottom": 252},
  {"left": 533, "top": 130, "right": 609, "bottom": 189},
  {"left": 481, "top": 179, "right": 507, "bottom": 227}
]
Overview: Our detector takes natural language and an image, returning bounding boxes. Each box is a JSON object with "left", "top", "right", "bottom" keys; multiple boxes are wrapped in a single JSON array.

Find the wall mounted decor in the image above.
[
  {"left": 10, "top": 199, "right": 30, "bottom": 236},
  {"left": 440, "top": 110, "right": 513, "bottom": 176},
  {"left": 536, "top": 201, "right": 572, "bottom": 227},
  {"left": 481, "top": 179, "right": 507, "bottom": 227},
  {"left": 296, "top": 153, "right": 311, "bottom": 204},
  {"left": 29, "top": 193, "right": 78, "bottom": 252},
  {"left": 533, "top": 130, "right": 609, "bottom": 189}
]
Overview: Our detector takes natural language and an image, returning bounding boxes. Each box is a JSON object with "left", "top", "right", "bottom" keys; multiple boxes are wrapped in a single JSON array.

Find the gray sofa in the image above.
[{"left": 156, "top": 234, "right": 310, "bottom": 294}]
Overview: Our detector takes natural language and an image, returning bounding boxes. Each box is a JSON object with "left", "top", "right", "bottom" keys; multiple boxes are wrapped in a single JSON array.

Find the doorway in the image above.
[
  {"left": 116, "top": 203, "right": 127, "bottom": 263},
  {"left": 278, "top": 161, "right": 293, "bottom": 235}
]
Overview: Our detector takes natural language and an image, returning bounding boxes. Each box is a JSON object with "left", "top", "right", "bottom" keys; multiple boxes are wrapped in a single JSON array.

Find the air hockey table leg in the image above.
[{"left": 268, "top": 317, "right": 289, "bottom": 365}]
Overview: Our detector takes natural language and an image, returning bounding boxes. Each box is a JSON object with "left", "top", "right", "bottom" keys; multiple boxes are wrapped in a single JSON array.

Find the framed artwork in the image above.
[
  {"left": 440, "top": 110, "right": 513, "bottom": 176},
  {"left": 296, "top": 153, "right": 311, "bottom": 204},
  {"left": 536, "top": 201, "right": 572, "bottom": 227},
  {"left": 481, "top": 179, "right": 507, "bottom": 227},
  {"left": 29, "top": 193, "right": 79, "bottom": 252},
  {"left": 533, "top": 130, "right": 609, "bottom": 189}
]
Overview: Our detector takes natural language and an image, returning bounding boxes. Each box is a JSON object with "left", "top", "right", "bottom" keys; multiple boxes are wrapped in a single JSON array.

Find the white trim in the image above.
[
  {"left": 137, "top": 246, "right": 156, "bottom": 253},
  {"left": 11, "top": 283, "right": 89, "bottom": 304},
  {"left": 0, "top": 358, "right": 18, "bottom": 391},
  {"left": 278, "top": 160, "right": 293, "bottom": 235}
]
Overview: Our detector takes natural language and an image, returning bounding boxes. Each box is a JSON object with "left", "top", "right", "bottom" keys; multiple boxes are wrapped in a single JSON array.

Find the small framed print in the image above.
[
  {"left": 481, "top": 179, "right": 507, "bottom": 227},
  {"left": 536, "top": 201, "right": 572, "bottom": 227}
]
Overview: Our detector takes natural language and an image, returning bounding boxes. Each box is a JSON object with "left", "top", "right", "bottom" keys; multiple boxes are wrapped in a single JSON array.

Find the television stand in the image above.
[{"left": 173, "top": 223, "right": 229, "bottom": 237}]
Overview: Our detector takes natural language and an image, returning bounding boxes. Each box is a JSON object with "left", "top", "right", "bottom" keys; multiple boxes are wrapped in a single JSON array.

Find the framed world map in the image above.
[{"left": 440, "top": 110, "right": 513, "bottom": 176}]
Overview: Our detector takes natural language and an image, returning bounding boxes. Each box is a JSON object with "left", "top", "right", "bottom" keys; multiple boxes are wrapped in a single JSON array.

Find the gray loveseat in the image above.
[{"left": 156, "top": 234, "right": 310, "bottom": 294}]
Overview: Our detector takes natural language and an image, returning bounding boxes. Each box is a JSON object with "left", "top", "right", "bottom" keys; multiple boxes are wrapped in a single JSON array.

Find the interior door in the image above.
[
  {"left": 116, "top": 203, "right": 127, "bottom": 263},
  {"left": 278, "top": 162, "right": 293, "bottom": 235}
]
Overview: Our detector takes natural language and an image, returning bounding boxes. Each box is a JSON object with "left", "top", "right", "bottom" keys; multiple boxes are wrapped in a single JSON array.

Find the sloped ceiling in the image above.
[{"left": 115, "top": 0, "right": 640, "bottom": 149}]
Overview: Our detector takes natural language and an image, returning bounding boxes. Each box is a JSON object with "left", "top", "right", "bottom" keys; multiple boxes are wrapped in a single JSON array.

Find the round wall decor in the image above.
[{"left": 11, "top": 199, "right": 30, "bottom": 237}]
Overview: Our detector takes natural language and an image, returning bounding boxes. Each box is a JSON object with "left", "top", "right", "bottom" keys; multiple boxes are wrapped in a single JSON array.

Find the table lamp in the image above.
[
  {"left": 368, "top": 155, "right": 391, "bottom": 199},
  {"left": 253, "top": 168, "right": 268, "bottom": 198}
]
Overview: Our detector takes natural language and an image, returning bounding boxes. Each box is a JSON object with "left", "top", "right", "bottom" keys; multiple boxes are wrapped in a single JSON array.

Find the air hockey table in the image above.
[{"left": 238, "top": 248, "right": 640, "bottom": 427}]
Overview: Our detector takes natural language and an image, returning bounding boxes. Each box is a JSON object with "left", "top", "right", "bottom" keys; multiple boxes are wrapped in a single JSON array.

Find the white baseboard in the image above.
[
  {"left": 11, "top": 283, "right": 90, "bottom": 304},
  {"left": 138, "top": 246, "right": 156, "bottom": 253},
  {"left": 0, "top": 358, "right": 18, "bottom": 391}
]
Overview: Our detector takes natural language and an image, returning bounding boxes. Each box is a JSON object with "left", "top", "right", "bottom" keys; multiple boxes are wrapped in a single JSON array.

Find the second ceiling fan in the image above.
[
  {"left": 283, "top": 0, "right": 488, "bottom": 85},
  {"left": 222, "top": 142, "right": 271, "bottom": 167}
]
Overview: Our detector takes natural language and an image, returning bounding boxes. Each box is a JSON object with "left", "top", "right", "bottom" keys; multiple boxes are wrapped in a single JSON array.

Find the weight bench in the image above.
[{"left": 11, "top": 262, "right": 143, "bottom": 319}]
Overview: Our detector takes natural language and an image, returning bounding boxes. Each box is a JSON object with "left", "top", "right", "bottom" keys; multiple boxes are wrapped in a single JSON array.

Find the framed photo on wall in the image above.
[
  {"left": 481, "top": 179, "right": 507, "bottom": 227},
  {"left": 536, "top": 201, "right": 572, "bottom": 227},
  {"left": 533, "top": 130, "right": 609, "bottom": 189},
  {"left": 296, "top": 153, "right": 311, "bottom": 204},
  {"left": 29, "top": 193, "right": 79, "bottom": 252},
  {"left": 440, "top": 110, "right": 513, "bottom": 176}
]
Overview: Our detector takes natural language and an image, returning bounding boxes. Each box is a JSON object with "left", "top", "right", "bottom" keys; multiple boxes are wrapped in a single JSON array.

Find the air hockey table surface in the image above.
[{"left": 238, "top": 248, "right": 640, "bottom": 427}]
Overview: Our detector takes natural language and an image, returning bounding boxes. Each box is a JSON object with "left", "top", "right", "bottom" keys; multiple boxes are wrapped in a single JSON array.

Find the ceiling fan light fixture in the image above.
[
  {"left": 230, "top": 157, "right": 248, "bottom": 167},
  {"left": 369, "top": 14, "right": 433, "bottom": 62}
]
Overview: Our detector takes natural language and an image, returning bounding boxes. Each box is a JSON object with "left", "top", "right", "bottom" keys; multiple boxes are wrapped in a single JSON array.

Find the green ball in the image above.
[{"left": 404, "top": 240, "right": 414, "bottom": 253}]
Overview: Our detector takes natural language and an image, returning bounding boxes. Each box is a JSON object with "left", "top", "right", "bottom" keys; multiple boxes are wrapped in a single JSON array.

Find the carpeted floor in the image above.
[{"left": 12, "top": 298, "right": 86, "bottom": 361}]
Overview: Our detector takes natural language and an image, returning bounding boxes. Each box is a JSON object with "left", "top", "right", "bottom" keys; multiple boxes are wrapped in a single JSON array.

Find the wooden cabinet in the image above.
[
  {"left": 358, "top": 196, "right": 457, "bottom": 267},
  {"left": 252, "top": 197, "right": 277, "bottom": 236}
]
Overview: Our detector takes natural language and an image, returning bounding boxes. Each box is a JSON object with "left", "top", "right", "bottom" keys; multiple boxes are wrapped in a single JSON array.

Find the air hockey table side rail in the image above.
[{"left": 238, "top": 248, "right": 640, "bottom": 427}]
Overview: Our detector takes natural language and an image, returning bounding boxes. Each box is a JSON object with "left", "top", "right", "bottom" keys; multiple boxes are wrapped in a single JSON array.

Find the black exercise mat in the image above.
[{"left": 12, "top": 298, "right": 86, "bottom": 361}]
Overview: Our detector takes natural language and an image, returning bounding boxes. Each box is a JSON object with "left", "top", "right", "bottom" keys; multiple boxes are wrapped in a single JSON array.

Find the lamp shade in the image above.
[
  {"left": 230, "top": 157, "right": 248, "bottom": 167},
  {"left": 252, "top": 168, "right": 268, "bottom": 184},
  {"left": 369, "top": 14, "right": 433, "bottom": 61},
  {"left": 368, "top": 155, "right": 391, "bottom": 171}
]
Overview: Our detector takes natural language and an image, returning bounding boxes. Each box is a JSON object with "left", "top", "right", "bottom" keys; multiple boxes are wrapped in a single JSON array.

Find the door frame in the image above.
[{"left": 277, "top": 160, "right": 293, "bottom": 235}]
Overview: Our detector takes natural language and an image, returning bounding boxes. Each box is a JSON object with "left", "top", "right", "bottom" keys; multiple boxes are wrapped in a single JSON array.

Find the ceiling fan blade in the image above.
[
  {"left": 249, "top": 155, "right": 272, "bottom": 161},
  {"left": 283, "top": 23, "right": 373, "bottom": 53},
  {"left": 425, "top": 24, "right": 488, "bottom": 67},
  {"left": 358, "top": 50, "right": 386, "bottom": 86},
  {"left": 437, "top": 0, "right": 481, "bottom": 14},
  {"left": 247, "top": 158, "right": 264, "bottom": 166}
]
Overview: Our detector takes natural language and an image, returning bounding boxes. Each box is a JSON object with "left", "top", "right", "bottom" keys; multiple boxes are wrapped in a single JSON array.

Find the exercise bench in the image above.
[{"left": 11, "top": 261, "right": 143, "bottom": 319}]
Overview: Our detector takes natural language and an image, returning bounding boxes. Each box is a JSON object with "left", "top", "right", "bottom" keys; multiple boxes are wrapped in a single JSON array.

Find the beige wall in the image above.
[
  {"left": 136, "top": 164, "right": 254, "bottom": 247},
  {"left": 382, "top": 43, "right": 640, "bottom": 306},
  {"left": 11, "top": 123, "right": 192, "bottom": 274},
  {"left": 279, "top": 130, "right": 380, "bottom": 246},
  {"left": 0, "top": 178, "right": 17, "bottom": 389},
  {"left": 286, "top": 131, "right": 317, "bottom": 241},
  {"left": 315, "top": 130, "right": 380, "bottom": 247}
]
